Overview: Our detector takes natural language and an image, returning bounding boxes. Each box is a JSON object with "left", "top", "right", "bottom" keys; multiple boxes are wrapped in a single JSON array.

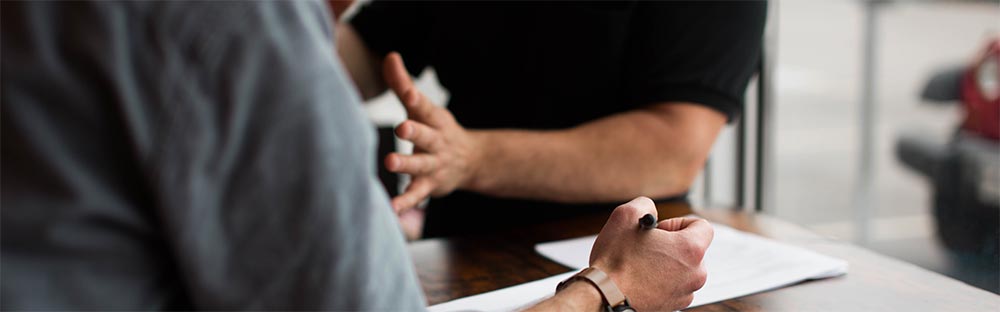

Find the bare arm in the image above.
[
  {"left": 523, "top": 282, "right": 603, "bottom": 312},
  {"left": 466, "top": 102, "right": 725, "bottom": 203},
  {"left": 334, "top": 22, "right": 386, "bottom": 100},
  {"left": 383, "top": 52, "right": 726, "bottom": 210}
]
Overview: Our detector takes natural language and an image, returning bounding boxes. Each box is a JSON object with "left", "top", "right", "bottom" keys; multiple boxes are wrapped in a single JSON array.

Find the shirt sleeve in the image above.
[
  {"left": 622, "top": 1, "right": 767, "bottom": 121},
  {"left": 147, "top": 1, "right": 426, "bottom": 310},
  {"left": 348, "top": 0, "right": 432, "bottom": 76}
]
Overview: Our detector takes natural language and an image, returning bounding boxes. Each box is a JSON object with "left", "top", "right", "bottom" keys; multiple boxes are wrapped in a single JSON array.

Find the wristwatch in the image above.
[{"left": 556, "top": 267, "right": 636, "bottom": 312}]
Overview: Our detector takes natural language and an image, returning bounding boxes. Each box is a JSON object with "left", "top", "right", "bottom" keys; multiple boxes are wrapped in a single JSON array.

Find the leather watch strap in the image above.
[{"left": 556, "top": 267, "right": 633, "bottom": 311}]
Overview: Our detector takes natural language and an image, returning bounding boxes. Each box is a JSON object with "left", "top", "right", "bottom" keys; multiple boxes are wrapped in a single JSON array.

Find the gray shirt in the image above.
[{"left": 1, "top": 1, "right": 425, "bottom": 310}]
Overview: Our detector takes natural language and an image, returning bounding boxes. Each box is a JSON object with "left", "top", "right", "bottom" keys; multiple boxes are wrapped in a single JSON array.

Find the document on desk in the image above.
[{"left": 427, "top": 221, "right": 848, "bottom": 312}]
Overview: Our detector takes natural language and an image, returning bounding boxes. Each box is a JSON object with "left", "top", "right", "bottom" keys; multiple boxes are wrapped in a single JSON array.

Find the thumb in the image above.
[{"left": 608, "top": 196, "right": 658, "bottom": 229}]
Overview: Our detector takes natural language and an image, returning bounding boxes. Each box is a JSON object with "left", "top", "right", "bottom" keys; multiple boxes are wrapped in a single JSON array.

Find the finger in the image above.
[
  {"left": 391, "top": 178, "right": 434, "bottom": 213},
  {"left": 656, "top": 217, "right": 703, "bottom": 232},
  {"left": 383, "top": 53, "right": 436, "bottom": 122},
  {"left": 395, "top": 120, "right": 442, "bottom": 152},
  {"left": 397, "top": 206, "right": 425, "bottom": 241},
  {"left": 607, "top": 196, "right": 657, "bottom": 229},
  {"left": 403, "top": 87, "right": 437, "bottom": 124},
  {"left": 662, "top": 218, "right": 714, "bottom": 251},
  {"left": 382, "top": 52, "right": 414, "bottom": 97},
  {"left": 689, "top": 266, "right": 709, "bottom": 292},
  {"left": 385, "top": 153, "right": 439, "bottom": 175}
]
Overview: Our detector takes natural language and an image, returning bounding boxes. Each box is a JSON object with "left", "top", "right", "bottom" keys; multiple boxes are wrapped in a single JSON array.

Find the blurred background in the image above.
[
  {"left": 765, "top": 0, "right": 999, "bottom": 295},
  {"left": 360, "top": 0, "right": 1000, "bottom": 295}
]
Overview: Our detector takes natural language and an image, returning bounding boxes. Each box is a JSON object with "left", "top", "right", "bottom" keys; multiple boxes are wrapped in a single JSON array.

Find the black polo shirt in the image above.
[{"left": 351, "top": 1, "right": 766, "bottom": 237}]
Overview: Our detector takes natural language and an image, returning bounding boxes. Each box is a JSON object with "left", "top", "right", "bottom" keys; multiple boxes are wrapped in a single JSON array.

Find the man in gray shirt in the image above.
[
  {"left": 3, "top": 1, "right": 424, "bottom": 309},
  {"left": 2, "top": 1, "right": 712, "bottom": 310}
]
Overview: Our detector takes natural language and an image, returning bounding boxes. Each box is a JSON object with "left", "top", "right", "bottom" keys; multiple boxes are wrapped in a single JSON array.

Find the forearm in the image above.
[
  {"left": 465, "top": 103, "right": 724, "bottom": 203},
  {"left": 523, "top": 281, "right": 603, "bottom": 312},
  {"left": 334, "top": 23, "right": 387, "bottom": 100}
]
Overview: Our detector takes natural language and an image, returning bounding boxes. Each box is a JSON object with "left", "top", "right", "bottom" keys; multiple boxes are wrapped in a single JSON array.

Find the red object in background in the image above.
[{"left": 960, "top": 39, "right": 1000, "bottom": 141}]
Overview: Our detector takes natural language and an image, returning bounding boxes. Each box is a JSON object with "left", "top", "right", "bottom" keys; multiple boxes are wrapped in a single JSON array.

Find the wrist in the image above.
[
  {"left": 590, "top": 260, "right": 624, "bottom": 288},
  {"left": 557, "top": 267, "right": 634, "bottom": 312},
  {"left": 557, "top": 279, "right": 605, "bottom": 312},
  {"left": 461, "top": 130, "right": 492, "bottom": 192}
]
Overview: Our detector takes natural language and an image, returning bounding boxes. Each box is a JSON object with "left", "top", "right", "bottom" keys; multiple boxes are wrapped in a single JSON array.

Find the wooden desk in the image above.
[{"left": 408, "top": 202, "right": 1000, "bottom": 311}]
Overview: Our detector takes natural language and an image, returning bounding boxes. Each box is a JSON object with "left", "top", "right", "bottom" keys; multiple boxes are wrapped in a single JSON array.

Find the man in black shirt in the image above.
[{"left": 337, "top": 1, "right": 766, "bottom": 237}]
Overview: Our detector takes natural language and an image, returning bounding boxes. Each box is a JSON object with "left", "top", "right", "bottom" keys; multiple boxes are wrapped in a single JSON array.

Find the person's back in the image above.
[{"left": 1, "top": 1, "right": 424, "bottom": 309}]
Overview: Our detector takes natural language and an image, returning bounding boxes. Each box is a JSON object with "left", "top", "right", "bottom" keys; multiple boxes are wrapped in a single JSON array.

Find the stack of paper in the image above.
[{"left": 428, "top": 222, "right": 848, "bottom": 312}]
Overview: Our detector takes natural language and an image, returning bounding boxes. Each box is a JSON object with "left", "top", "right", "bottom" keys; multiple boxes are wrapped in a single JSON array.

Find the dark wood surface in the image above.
[{"left": 407, "top": 202, "right": 1000, "bottom": 311}]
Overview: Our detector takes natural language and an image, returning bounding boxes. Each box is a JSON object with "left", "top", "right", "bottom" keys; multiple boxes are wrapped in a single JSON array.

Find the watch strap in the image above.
[{"left": 556, "top": 267, "right": 633, "bottom": 311}]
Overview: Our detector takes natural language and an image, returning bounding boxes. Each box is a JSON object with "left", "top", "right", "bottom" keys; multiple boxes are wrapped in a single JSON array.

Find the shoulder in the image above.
[{"left": 146, "top": 1, "right": 333, "bottom": 69}]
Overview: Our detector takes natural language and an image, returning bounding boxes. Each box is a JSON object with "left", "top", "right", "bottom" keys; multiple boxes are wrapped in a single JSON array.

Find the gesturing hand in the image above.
[
  {"left": 589, "top": 197, "right": 714, "bottom": 311},
  {"left": 382, "top": 52, "right": 482, "bottom": 213}
]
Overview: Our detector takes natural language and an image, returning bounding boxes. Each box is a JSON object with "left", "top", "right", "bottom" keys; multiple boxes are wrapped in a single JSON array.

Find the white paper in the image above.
[
  {"left": 428, "top": 222, "right": 848, "bottom": 312},
  {"left": 426, "top": 272, "right": 573, "bottom": 312}
]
